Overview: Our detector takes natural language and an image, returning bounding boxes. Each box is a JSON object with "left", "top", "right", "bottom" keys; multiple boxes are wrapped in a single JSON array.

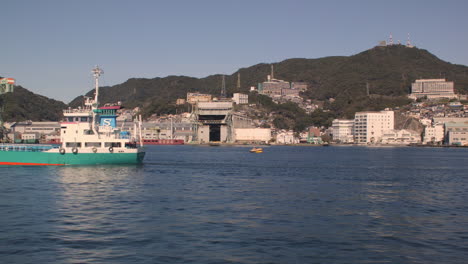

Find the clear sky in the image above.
[{"left": 2, "top": 0, "right": 468, "bottom": 103}]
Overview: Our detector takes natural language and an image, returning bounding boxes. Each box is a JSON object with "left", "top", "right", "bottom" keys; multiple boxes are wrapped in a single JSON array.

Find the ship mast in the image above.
[
  {"left": 92, "top": 66, "right": 104, "bottom": 108},
  {"left": 91, "top": 66, "right": 103, "bottom": 135}
]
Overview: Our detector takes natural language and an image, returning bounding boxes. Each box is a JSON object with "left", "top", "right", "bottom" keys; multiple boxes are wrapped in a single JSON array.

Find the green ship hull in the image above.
[{"left": 0, "top": 150, "right": 145, "bottom": 166}]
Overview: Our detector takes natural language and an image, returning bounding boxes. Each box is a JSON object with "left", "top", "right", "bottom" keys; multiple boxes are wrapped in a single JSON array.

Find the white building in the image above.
[
  {"left": 444, "top": 121, "right": 468, "bottom": 145},
  {"left": 234, "top": 128, "right": 271, "bottom": 143},
  {"left": 331, "top": 119, "right": 354, "bottom": 143},
  {"left": 447, "top": 131, "right": 468, "bottom": 146},
  {"left": 276, "top": 130, "right": 299, "bottom": 144},
  {"left": 354, "top": 110, "right": 394, "bottom": 144},
  {"left": 381, "top": 129, "right": 421, "bottom": 145},
  {"left": 423, "top": 124, "right": 444, "bottom": 144},
  {"left": 232, "top": 93, "right": 248, "bottom": 105},
  {"left": 409, "top": 79, "right": 456, "bottom": 99}
]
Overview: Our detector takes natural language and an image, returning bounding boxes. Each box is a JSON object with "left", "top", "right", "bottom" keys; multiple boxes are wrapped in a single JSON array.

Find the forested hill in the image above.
[
  {"left": 69, "top": 45, "right": 468, "bottom": 118},
  {"left": 0, "top": 86, "right": 67, "bottom": 121}
]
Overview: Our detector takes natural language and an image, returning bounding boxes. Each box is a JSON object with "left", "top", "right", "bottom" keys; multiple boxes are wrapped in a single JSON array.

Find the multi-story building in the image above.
[
  {"left": 331, "top": 119, "right": 354, "bottom": 143},
  {"left": 281, "top": 88, "right": 300, "bottom": 97},
  {"left": 447, "top": 131, "right": 468, "bottom": 146},
  {"left": 258, "top": 78, "right": 290, "bottom": 97},
  {"left": 291, "top": 82, "right": 308, "bottom": 91},
  {"left": 409, "top": 79, "right": 456, "bottom": 99},
  {"left": 354, "top": 110, "right": 394, "bottom": 144},
  {"left": 423, "top": 124, "right": 444, "bottom": 144},
  {"left": 232, "top": 93, "right": 248, "bottom": 105},
  {"left": 444, "top": 121, "right": 468, "bottom": 145},
  {"left": 381, "top": 129, "right": 421, "bottom": 145},
  {"left": 187, "top": 93, "right": 212, "bottom": 104}
]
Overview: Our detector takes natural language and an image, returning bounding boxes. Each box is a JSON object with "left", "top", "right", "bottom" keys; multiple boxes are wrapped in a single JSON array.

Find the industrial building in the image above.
[
  {"left": 234, "top": 128, "right": 271, "bottom": 144},
  {"left": 191, "top": 101, "right": 234, "bottom": 143},
  {"left": 444, "top": 121, "right": 468, "bottom": 145}
]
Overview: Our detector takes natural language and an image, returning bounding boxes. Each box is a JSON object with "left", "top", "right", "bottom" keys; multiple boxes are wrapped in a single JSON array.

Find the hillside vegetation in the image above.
[
  {"left": 70, "top": 45, "right": 468, "bottom": 120},
  {"left": 3, "top": 45, "right": 468, "bottom": 124},
  {"left": 0, "top": 86, "right": 66, "bottom": 121}
]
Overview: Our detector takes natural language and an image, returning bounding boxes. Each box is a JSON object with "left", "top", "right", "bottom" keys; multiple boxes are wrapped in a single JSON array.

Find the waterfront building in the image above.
[
  {"left": 234, "top": 128, "right": 271, "bottom": 143},
  {"left": 331, "top": 119, "right": 354, "bottom": 143},
  {"left": 232, "top": 93, "right": 248, "bottom": 105},
  {"left": 380, "top": 129, "right": 421, "bottom": 145},
  {"left": 447, "top": 131, "right": 468, "bottom": 146},
  {"left": 444, "top": 121, "right": 468, "bottom": 145},
  {"left": 409, "top": 79, "right": 456, "bottom": 99},
  {"left": 276, "top": 130, "right": 299, "bottom": 144},
  {"left": 176, "top": 98, "right": 186, "bottom": 105},
  {"left": 191, "top": 101, "right": 234, "bottom": 143},
  {"left": 423, "top": 124, "right": 444, "bottom": 144},
  {"left": 354, "top": 110, "right": 394, "bottom": 144}
]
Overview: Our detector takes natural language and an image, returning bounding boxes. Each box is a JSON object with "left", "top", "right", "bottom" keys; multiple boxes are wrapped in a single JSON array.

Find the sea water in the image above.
[{"left": 1, "top": 145, "right": 467, "bottom": 263}]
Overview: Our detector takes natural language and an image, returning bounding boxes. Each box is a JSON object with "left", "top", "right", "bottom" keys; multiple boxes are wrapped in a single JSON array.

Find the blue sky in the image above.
[{"left": 2, "top": 0, "right": 468, "bottom": 102}]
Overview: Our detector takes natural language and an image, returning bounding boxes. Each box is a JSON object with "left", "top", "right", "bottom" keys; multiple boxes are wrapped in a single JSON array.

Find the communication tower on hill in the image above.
[
  {"left": 389, "top": 33, "right": 394, "bottom": 45},
  {"left": 406, "top": 33, "right": 414, "bottom": 48}
]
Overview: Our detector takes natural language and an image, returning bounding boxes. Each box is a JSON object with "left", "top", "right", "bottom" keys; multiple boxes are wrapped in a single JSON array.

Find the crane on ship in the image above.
[{"left": 0, "top": 77, "right": 15, "bottom": 142}]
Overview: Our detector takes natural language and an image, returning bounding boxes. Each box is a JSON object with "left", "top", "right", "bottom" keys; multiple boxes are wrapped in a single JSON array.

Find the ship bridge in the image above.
[{"left": 191, "top": 101, "right": 233, "bottom": 143}]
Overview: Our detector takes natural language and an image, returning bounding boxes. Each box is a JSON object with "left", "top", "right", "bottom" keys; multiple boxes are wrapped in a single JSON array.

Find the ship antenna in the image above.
[{"left": 92, "top": 66, "right": 104, "bottom": 108}]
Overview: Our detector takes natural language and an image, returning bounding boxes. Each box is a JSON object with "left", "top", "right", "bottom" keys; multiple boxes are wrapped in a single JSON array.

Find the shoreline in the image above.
[{"left": 184, "top": 142, "right": 468, "bottom": 148}]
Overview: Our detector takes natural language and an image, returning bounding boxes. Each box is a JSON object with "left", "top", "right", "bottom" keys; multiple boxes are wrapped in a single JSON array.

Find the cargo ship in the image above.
[{"left": 0, "top": 67, "right": 145, "bottom": 165}]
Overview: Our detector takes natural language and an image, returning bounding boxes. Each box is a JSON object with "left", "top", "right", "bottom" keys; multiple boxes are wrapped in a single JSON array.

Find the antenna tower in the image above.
[
  {"left": 389, "top": 33, "right": 393, "bottom": 45},
  {"left": 221, "top": 75, "right": 226, "bottom": 98},
  {"left": 406, "top": 33, "right": 413, "bottom": 47}
]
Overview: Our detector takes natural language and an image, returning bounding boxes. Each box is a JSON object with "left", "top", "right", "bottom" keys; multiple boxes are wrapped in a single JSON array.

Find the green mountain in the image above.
[
  {"left": 70, "top": 45, "right": 468, "bottom": 122},
  {"left": 0, "top": 86, "right": 67, "bottom": 122}
]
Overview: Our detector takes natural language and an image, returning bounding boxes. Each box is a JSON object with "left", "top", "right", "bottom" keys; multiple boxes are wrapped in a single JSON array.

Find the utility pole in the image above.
[
  {"left": 366, "top": 81, "right": 370, "bottom": 96},
  {"left": 271, "top": 64, "right": 274, "bottom": 79},
  {"left": 221, "top": 75, "right": 226, "bottom": 98}
]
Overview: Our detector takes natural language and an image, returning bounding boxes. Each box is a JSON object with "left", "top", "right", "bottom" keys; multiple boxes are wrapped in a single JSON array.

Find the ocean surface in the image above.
[{"left": 1, "top": 145, "right": 467, "bottom": 264}]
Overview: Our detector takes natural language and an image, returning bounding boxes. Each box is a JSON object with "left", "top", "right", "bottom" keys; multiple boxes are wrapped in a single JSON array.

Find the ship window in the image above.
[
  {"left": 81, "top": 117, "right": 88, "bottom": 122},
  {"left": 85, "top": 142, "right": 101, "bottom": 147},
  {"left": 68, "top": 117, "right": 74, "bottom": 122},
  {"left": 83, "top": 130, "right": 94, "bottom": 135},
  {"left": 66, "top": 142, "right": 82, "bottom": 148},
  {"left": 104, "top": 142, "right": 122, "bottom": 148}
]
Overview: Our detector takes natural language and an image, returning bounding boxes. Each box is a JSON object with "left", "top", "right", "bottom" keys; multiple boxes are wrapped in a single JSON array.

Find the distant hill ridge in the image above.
[
  {"left": 2, "top": 45, "right": 468, "bottom": 121},
  {"left": 69, "top": 45, "right": 468, "bottom": 117}
]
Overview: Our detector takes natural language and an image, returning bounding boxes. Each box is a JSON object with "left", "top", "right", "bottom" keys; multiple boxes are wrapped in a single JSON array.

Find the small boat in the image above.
[{"left": 250, "top": 147, "right": 263, "bottom": 153}]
